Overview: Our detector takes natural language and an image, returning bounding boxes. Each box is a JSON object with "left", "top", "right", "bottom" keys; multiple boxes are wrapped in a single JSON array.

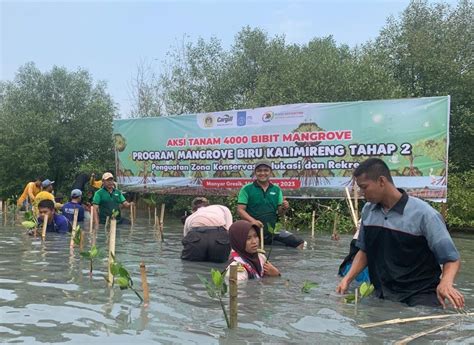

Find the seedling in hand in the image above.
[
  {"left": 265, "top": 222, "right": 282, "bottom": 261},
  {"left": 197, "top": 269, "right": 230, "bottom": 328}
]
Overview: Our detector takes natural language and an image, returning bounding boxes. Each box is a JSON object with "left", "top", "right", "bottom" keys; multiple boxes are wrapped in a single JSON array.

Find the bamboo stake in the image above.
[
  {"left": 159, "top": 203, "right": 165, "bottom": 238},
  {"left": 79, "top": 227, "right": 84, "bottom": 251},
  {"left": 41, "top": 214, "right": 48, "bottom": 240},
  {"left": 394, "top": 322, "right": 456, "bottom": 345},
  {"left": 140, "top": 262, "right": 150, "bottom": 305},
  {"left": 89, "top": 205, "right": 94, "bottom": 231},
  {"left": 229, "top": 262, "right": 238, "bottom": 329},
  {"left": 359, "top": 313, "right": 474, "bottom": 329},
  {"left": 354, "top": 184, "right": 359, "bottom": 222},
  {"left": 311, "top": 210, "right": 316, "bottom": 238},
  {"left": 148, "top": 206, "right": 151, "bottom": 224},
  {"left": 105, "top": 216, "right": 110, "bottom": 231},
  {"left": 260, "top": 227, "right": 264, "bottom": 251},
  {"left": 332, "top": 212, "right": 339, "bottom": 239},
  {"left": 107, "top": 218, "right": 117, "bottom": 287},
  {"left": 69, "top": 208, "right": 79, "bottom": 248},
  {"left": 154, "top": 207, "right": 157, "bottom": 227},
  {"left": 345, "top": 187, "right": 358, "bottom": 228},
  {"left": 3, "top": 200, "right": 7, "bottom": 226},
  {"left": 354, "top": 288, "right": 359, "bottom": 305},
  {"left": 130, "top": 204, "right": 134, "bottom": 227}
]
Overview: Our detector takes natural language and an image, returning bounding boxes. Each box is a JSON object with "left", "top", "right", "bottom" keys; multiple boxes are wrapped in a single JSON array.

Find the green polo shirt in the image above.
[
  {"left": 92, "top": 187, "right": 126, "bottom": 223},
  {"left": 237, "top": 181, "right": 283, "bottom": 232}
]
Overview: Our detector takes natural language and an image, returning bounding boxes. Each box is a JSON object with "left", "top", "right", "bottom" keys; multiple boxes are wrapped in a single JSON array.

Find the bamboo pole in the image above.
[
  {"left": 3, "top": 200, "right": 7, "bottom": 226},
  {"left": 154, "top": 207, "right": 157, "bottom": 227},
  {"left": 332, "top": 212, "right": 339, "bottom": 239},
  {"left": 104, "top": 216, "right": 110, "bottom": 231},
  {"left": 394, "top": 322, "right": 456, "bottom": 345},
  {"left": 89, "top": 205, "right": 94, "bottom": 231},
  {"left": 130, "top": 204, "right": 134, "bottom": 227},
  {"left": 41, "top": 214, "right": 48, "bottom": 240},
  {"left": 260, "top": 227, "right": 264, "bottom": 251},
  {"left": 140, "top": 262, "right": 150, "bottom": 305},
  {"left": 354, "top": 184, "right": 359, "bottom": 222},
  {"left": 148, "top": 207, "right": 151, "bottom": 224},
  {"left": 229, "top": 262, "right": 238, "bottom": 329},
  {"left": 159, "top": 203, "right": 165, "bottom": 237},
  {"left": 107, "top": 218, "right": 117, "bottom": 287},
  {"left": 354, "top": 288, "right": 359, "bottom": 305},
  {"left": 79, "top": 227, "right": 84, "bottom": 251},
  {"left": 311, "top": 210, "right": 316, "bottom": 238},
  {"left": 345, "top": 187, "right": 358, "bottom": 228},
  {"left": 69, "top": 208, "right": 79, "bottom": 248},
  {"left": 359, "top": 313, "right": 474, "bottom": 329}
]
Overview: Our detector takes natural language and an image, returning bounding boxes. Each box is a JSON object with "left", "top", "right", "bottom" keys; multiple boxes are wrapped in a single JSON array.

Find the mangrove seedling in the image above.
[
  {"left": 344, "top": 282, "right": 375, "bottom": 303},
  {"left": 111, "top": 209, "right": 120, "bottom": 220},
  {"left": 80, "top": 244, "right": 105, "bottom": 276},
  {"left": 109, "top": 254, "right": 144, "bottom": 303},
  {"left": 301, "top": 281, "right": 318, "bottom": 293},
  {"left": 72, "top": 225, "right": 82, "bottom": 245},
  {"left": 22, "top": 211, "right": 38, "bottom": 232},
  {"left": 265, "top": 222, "right": 283, "bottom": 261},
  {"left": 197, "top": 269, "right": 230, "bottom": 328}
]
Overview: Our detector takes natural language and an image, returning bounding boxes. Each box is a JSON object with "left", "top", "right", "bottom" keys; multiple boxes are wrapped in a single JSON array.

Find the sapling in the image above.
[
  {"left": 80, "top": 244, "right": 105, "bottom": 277},
  {"left": 197, "top": 269, "right": 230, "bottom": 328},
  {"left": 109, "top": 253, "right": 144, "bottom": 303},
  {"left": 301, "top": 281, "right": 318, "bottom": 293},
  {"left": 264, "top": 222, "right": 283, "bottom": 261},
  {"left": 344, "top": 282, "right": 375, "bottom": 303},
  {"left": 22, "top": 211, "right": 38, "bottom": 234}
]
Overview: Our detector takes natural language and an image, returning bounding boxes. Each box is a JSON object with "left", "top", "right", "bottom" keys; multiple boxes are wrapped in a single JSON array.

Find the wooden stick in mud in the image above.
[
  {"left": 89, "top": 205, "right": 94, "bottom": 231},
  {"left": 107, "top": 218, "right": 117, "bottom": 287},
  {"left": 311, "top": 210, "right": 316, "bottom": 238},
  {"left": 229, "top": 262, "right": 238, "bottom": 329},
  {"left": 345, "top": 187, "right": 358, "bottom": 228},
  {"left": 260, "top": 227, "right": 264, "bottom": 251},
  {"left": 105, "top": 216, "right": 110, "bottom": 231},
  {"left": 3, "top": 200, "right": 7, "bottom": 226},
  {"left": 159, "top": 203, "right": 165, "bottom": 237},
  {"left": 130, "top": 204, "right": 134, "bottom": 226},
  {"left": 354, "top": 184, "right": 359, "bottom": 222},
  {"left": 332, "top": 212, "right": 339, "bottom": 238},
  {"left": 140, "top": 262, "right": 150, "bottom": 305},
  {"left": 154, "top": 207, "right": 157, "bottom": 227},
  {"left": 359, "top": 312, "right": 474, "bottom": 329},
  {"left": 41, "top": 214, "right": 48, "bottom": 240},
  {"left": 69, "top": 208, "right": 79, "bottom": 248},
  {"left": 394, "top": 322, "right": 456, "bottom": 345},
  {"left": 148, "top": 207, "right": 151, "bottom": 224},
  {"left": 79, "top": 227, "right": 84, "bottom": 251}
]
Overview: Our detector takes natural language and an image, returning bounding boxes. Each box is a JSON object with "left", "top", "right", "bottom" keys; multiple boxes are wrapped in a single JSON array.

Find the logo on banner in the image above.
[
  {"left": 217, "top": 114, "right": 233, "bottom": 124},
  {"left": 237, "top": 111, "right": 247, "bottom": 126},
  {"left": 262, "top": 111, "right": 274, "bottom": 122},
  {"left": 203, "top": 115, "right": 214, "bottom": 128}
]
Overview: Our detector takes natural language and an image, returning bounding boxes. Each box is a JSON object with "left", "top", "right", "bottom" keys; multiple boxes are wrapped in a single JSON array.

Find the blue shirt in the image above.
[
  {"left": 38, "top": 214, "right": 71, "bottom": 234},
  {"left": 61, "top": 202, "right": 85, "bottom": 222}
]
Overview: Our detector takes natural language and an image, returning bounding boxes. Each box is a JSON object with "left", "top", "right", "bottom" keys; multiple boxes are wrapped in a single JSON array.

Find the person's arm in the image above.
[
  {"left": 263, "top": 261, "right": 281, "bottom": 277},
  {"left": 437, "top": 260, "right": 465, "bottom": 309},
  {"left": 27, "top": 183, "right": 36, "bottom": 201},
  {"left": 237, "top": 204, "right": 263, "bottom": 228},
  {"left": 92, "top": 205, "right": 99, "bottom": 227},
  {"left": 336, "top": 250, "right": 368, "bottom": 294}
]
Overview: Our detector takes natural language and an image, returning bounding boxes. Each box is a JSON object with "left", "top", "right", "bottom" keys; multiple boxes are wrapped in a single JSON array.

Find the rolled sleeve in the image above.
[
  {"left": 421, "top": 210, "right": 460, "bottom": 264},
  {"left": 92, "top": 191, "right": 101, "bottom": 205}
]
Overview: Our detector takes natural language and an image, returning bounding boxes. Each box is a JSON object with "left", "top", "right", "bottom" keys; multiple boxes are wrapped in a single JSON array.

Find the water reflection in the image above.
[{"left": 0, "top": 218, "right": 473, "bottom": 343}]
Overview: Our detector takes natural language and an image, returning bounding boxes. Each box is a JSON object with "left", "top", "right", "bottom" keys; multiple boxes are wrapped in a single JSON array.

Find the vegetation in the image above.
[
  {"left": 198, "top": 269, "right": 230, "bottom": 328},
  {"left": 109, "top": 254, "right": 144, "bottom": 303}
]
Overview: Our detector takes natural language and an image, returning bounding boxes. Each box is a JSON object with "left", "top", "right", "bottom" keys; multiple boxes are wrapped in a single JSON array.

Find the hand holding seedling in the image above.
[{"left": 263, "top": 261, "right": 280, "bottom": 277}]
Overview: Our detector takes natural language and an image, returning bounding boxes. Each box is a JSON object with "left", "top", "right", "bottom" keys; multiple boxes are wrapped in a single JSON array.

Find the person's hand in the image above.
[
  {"left": 282, "top": 198, "right": 290, "bottom": 210},
  {"left": 336, "top": 277, "right": 350, "bottom": 294},
  {"left": 436, "top": 281, "right": 465, "bottom": 309},
  {"left": 252, "top": 219, "right": 263, "bottom": 228},
  {"left": 263, "top": 261, "right": 280, "bottom": 277}
]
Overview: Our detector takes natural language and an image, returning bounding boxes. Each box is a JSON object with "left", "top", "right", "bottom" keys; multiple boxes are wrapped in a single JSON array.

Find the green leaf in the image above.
[
  {"left": 110, "top": 262, "right": 120, "bottom": 276},
  {"left": 118, "top": 266, "right": 131, "bottom": 280},
  {"left": 80, "top": 251, "right": 91, "bottom": 259},
  {"left": 73, "top": 228, "right": 82, "bottom": 245},
  {"left": 344, "top": 294, "right": 356, "bottom": 303},
  {"left": 359, "top": 282, "right": 375, "bottom": 298},
  {"left": 211, "top": 269, "right": 222, "bottom": 288},
  {"left": 301, "top": 281, "right": 318, "bottom": 293},
  {"left": 22, "top": 221, "right": 36, "bottom": 229},
  {"left": 89, "top": 245, "right": 98, "bottom": 258},
  {"left": 116, "top": 276, "right": 129, "bottom": 289}
]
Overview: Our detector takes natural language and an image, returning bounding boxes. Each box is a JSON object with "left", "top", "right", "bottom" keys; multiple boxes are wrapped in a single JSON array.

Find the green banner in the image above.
[{"left": 113, "top": 96, "right": 449, "bottom": 200}]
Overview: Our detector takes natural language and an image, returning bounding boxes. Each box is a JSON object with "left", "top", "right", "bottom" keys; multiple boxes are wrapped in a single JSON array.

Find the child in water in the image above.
[{"left": 225, "top": 220, "right": 280, "bottom": 280}]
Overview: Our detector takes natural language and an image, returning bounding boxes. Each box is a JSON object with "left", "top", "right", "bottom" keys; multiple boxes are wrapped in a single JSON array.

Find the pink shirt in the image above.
[{"left": 183, "top": 205, "right": 233, "bottom": 236}]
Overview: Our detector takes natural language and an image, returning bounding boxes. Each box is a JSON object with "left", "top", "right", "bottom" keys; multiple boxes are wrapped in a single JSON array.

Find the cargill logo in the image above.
[
  {"left": 262, "top": 111, "right": 274, "bottom": 122},
  {"left": 217, "top": 114, "right": 233, "bottom": 123}
]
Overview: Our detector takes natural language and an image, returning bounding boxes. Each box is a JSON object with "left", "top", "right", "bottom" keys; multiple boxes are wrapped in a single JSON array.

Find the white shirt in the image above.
[{"left": 183, "top": 205, "right": 233, "bottom": 236}]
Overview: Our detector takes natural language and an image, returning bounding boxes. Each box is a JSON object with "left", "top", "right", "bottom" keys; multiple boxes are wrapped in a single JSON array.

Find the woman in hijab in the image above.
[{"left": 225, "top": 220, "right": 280, "bottom": 281}]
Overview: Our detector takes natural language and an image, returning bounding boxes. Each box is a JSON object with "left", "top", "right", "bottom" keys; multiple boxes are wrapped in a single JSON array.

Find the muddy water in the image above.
[{"left": 0, "top": 215, "right": 473, "bottom": 344}]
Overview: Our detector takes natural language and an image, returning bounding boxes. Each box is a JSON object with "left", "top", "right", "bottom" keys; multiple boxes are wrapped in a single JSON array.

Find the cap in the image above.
[
  {"left": 71, "top": 189, "right": 82, "bottom": 198},
  {"left": 254, "top": 160, "right": 272, "bottom": 170},
  {"left": 41, "top": 179, "right": 55, "bottom": 188},
  {"left": 102, "top": 172, "right": 114, "bottom": 180}
]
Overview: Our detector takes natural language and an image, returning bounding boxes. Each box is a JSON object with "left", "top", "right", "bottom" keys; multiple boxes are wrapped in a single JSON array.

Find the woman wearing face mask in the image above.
[{"left": 225, "top": 220, "right": 280, "bottom": 281}]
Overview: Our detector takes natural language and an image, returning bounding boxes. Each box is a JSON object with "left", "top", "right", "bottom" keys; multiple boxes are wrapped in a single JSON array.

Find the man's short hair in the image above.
[
  {"left": 38, "top": 199, "right": 55, "bottom": 210},
  {"left": 191, "top": 197, "right": 209, "bottom": 211},
  {"left": 353, "top": 158, "right": 394, "bottom": 184}
]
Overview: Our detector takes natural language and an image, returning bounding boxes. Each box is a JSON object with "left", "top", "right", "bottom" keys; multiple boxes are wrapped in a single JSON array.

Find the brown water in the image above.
[{"left": 0, "top": 213, "right": 473, "bottom": 344}]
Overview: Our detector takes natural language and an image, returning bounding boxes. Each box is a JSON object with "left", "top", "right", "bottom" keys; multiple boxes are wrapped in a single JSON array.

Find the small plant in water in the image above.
[
  {"left": 80, "top": 244, "right": 105, "bottom": 277},
  {"left": 72, "top": 225, "right": 82, "bottom": 245},
  {"left": 197, "top": 269, "right": 230, "bottom": 328},
  {"left": 111, "top": 209, "right": 120, "bottom": 220},
  {"left": 344, "top": 282, "right": 375, "bottom": 303},
  {"left": 109, "top": 253, "right": 144, "bottom": 303},
  {"left": 301, "top": 281, "right": 318, "bottom": 293},
  {"left": 265, "top": 222, "right": 283, "bottom": 261},
  {"left": 22, "top": 211, "right": 38, "bottom": 232}
]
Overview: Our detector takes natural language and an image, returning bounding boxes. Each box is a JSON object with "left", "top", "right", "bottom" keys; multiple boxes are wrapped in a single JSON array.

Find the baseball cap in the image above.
[
  {"left": 41, "top": 179, "right": 55, "bottom": 188},
  {"left": 254, "top": 160, "right": 272, "bottom": 170},
  {"left": 71, "top": 189, "right": 82, "bottom": 198},
  {"left": 102, "top": 172, "right": 114, "bottom": 180}
]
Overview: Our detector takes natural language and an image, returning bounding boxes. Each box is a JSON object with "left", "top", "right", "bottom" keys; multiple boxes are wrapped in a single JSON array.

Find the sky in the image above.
[{"left": 0, "top": 0, "right": 457, "bottom": 117}]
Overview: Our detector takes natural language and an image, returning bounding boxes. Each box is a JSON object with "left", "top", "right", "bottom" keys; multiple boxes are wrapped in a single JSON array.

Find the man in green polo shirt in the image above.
[
  {"left": 92, "top": 172, "right": 133, "bottom": 225},
  {"left": 237, "top": 160, "right": 305, "bottom": 249}
]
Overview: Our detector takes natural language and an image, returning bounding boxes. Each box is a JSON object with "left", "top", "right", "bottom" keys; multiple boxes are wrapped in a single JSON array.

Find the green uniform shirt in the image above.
[
  {"left": 92, "top": 187, "right": 126, "bottom": 223},
  {"left": 237, "top": 181, "right": 283, "bottom": 231}
]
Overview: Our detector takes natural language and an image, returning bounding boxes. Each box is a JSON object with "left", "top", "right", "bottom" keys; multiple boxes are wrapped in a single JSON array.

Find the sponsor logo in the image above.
[
  {"left": 237, "top": 111, "right": 247, "bottom": 126},
  {"left": 203, "top": 115, "right": 214, "bottom": 128},
  {"left": 262, "top": 111, "right": 274, "bottom": 122},
  {"left": 217, "top": 114, "right": 233, "bottom": 124}
]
